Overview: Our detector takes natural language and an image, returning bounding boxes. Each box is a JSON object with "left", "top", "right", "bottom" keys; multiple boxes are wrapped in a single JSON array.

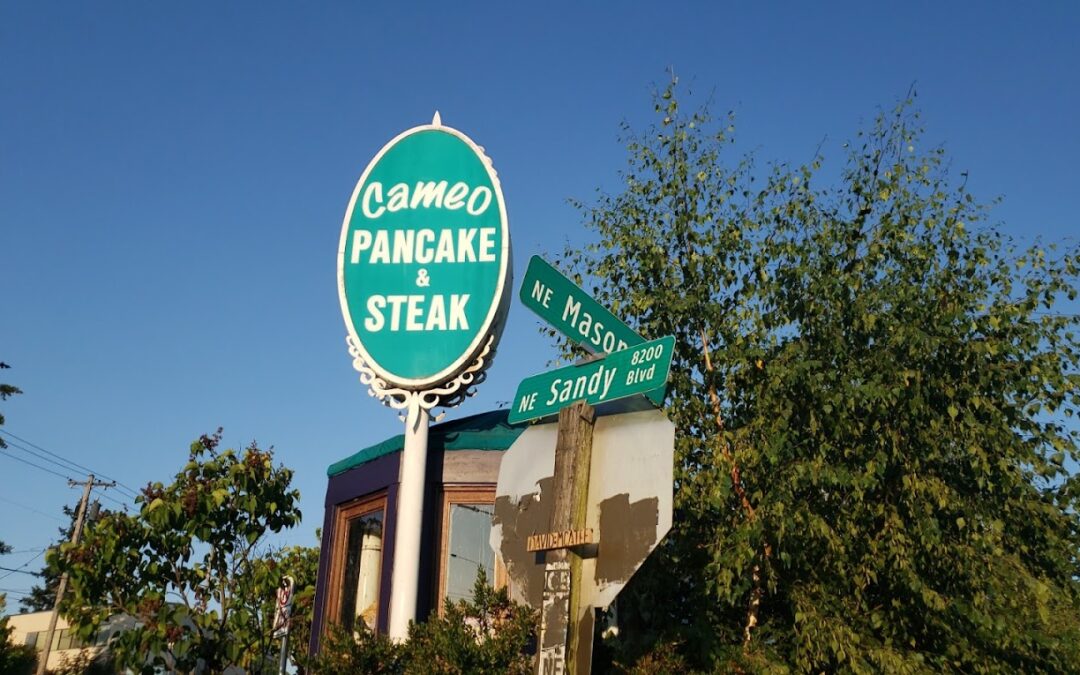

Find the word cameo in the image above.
[
  {"left": 361, "top": 180, "right": 493, "bottom": 219},
  {"left": 364, "top": 294, "right": 470, "bottom": 332}
]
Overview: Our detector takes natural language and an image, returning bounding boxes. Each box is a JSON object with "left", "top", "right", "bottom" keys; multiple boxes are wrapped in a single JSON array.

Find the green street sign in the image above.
[
  {"left": 520, "top": 255, "right": 639, "bottom": 354},
  {"left": 520, "top": 255, "right": 665, "bottom": 404},
  {"left": 508, "top": 336, "right": 675, "bottom": 424},
  {"left": 337, "top": 120, "right": 512, "bottom": 389}
]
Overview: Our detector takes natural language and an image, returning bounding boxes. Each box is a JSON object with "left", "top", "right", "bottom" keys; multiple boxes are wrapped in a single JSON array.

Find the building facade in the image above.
[
  {"left": 310, "top": 409, "right": 524, "bottom": 653},
  {"left": 5, "top": 611, "right": 134, "bottom": 672}
]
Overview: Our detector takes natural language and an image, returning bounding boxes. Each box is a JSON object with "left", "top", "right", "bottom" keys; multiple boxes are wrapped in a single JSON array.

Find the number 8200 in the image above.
[{"left": 631, "top": 343, "right": 664, "bottom": 365}]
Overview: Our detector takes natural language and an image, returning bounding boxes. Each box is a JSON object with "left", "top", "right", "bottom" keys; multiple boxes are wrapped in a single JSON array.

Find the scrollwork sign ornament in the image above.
[{"left": 347, "top": 333, "right": 496, "bottom": 430}]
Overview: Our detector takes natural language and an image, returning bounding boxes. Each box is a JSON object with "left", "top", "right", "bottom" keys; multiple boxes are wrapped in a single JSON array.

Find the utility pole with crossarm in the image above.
[{"left": 36, "top": 474, "right": 115, "bottom": 675}]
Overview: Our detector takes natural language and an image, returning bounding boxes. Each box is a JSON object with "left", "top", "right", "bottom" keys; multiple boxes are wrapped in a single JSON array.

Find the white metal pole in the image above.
[{"left": 387, "top": 406, "right": 430, "bottom": 641}]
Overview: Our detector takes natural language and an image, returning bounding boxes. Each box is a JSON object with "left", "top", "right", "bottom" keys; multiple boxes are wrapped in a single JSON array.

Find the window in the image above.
[
  {"left": 341, "top": 509, "right": 384, "bottom": 631},
  {"left": 437, "top": 487, "right": 505, "bottom": 609},
  {"left": 26, "top": 628, "right": 93, "bottom": 651},
  {"left": 45, "top": 628, "right": 87, "bottom": 651},
  {"left": 95, "top": 629, "right": 112, "bottom": 646},
  {"left": 56, "top": 628, "right": 84, "bottom": 650},
  {"left": 326, "top": 493, "right": 387, "bottom": 633}
]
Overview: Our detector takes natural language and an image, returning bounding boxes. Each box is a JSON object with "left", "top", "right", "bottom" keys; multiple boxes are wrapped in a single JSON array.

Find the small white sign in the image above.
[{"left": 272, "top": 576, "right": 295, "bottom": 639}]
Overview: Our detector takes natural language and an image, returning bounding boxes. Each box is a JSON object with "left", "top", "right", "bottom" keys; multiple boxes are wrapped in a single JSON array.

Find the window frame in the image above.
[
  {"left": 325, "top": 491, "right": 388, "bottom": 632},
  {"left": 435, "top": 484, "right": 506, "bottom": 613}
]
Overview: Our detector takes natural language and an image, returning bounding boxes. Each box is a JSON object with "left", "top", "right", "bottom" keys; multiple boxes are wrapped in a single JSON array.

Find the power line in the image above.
[
  {"left": 0, "top": 429, "right": 140, "bottom": 498},
  {"left": 0, "top": 587, "right": 32, "bottom": 596},
  {"left": 0, "top": 548, "right": 46, "bottom": 582},
  {"left": 0, "top": 429, "right": 141, "bottom": 499},
  {"left": 0, "top": 566, "right": 41, "bottom": 577},
  {"left": 2, "top": 437, "right": 88, "bottom": 479},
  {"left": 0, "top": 429, "right": 95, "bottom": 475},
  {"left": 94, "top": 489, "right": 132, "bottom": 510},
  {"left": 0, "top": 448, "right": 73, "bottom": 481},
  {"left": 0, "top": 496, "right": 66, "bottom": 523},
  {"left": 3, "top": 548, "right": 50, "bottom": 555}
]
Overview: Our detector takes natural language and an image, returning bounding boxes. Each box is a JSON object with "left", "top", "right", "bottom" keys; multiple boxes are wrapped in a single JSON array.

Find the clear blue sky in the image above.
[{"left": 2, "top": 2, "right": 1077, "bottom": 607}]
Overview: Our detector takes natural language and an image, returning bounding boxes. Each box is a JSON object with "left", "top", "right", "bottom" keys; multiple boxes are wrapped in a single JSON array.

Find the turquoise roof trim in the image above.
[{"left": 327, "top": 409, "right": 525, "bottom": 477}]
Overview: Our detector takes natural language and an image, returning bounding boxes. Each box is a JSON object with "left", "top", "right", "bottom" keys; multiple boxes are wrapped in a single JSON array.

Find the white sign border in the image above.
[{"left": 336, "top": 119, "right": 512, "bottom": 391}]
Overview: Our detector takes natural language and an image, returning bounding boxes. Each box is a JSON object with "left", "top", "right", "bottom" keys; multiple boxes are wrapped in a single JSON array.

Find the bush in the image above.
[
  {"left": 301, "top": 622, "right": 403, "bottom": 675},
  {"left": 0, "top": 595, "right": 38, "bottom": 675},
  {"left": 405, "top": 571, "right": 536, "bottom": 674},
  {"left": 306, "top": 571, "right": 536, "bottom": 674}
]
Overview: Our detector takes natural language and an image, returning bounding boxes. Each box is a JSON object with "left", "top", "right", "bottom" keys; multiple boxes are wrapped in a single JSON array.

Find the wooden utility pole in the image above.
[
  {"left": 536, "top": 400, "right": 597, "bottom": 675},
  {"left": 37, "top": 474, "right": 115, "bottom": 675}
]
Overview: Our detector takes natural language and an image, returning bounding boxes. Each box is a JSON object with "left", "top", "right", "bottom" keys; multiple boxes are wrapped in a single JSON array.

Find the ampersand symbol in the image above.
[{"left": 416, "top": 269, "right": 430, "bottom": 287}]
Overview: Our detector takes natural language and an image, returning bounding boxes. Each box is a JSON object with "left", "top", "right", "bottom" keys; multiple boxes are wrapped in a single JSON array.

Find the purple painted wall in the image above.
[{"left": 309, "top": 451, "right": 400, "bottom": 654}]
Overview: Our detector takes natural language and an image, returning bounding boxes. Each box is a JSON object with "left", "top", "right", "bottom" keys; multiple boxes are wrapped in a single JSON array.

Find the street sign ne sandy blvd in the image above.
[
  {"left": 508, "top": 336, "right": 674, "bottom": 424},
  {"left": 520, "top": 255, "right": 665, "bottom": 405}
]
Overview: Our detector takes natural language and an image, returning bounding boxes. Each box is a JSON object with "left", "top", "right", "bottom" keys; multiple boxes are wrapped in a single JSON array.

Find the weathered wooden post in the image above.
[{"left": 536, "top": 400, "right": 596, "bottom": 674}]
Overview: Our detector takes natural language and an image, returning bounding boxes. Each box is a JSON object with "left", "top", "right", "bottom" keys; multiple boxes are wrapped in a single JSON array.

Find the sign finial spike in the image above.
[{"left": 432, "top": 110, "right": 442, "bottom": 127}]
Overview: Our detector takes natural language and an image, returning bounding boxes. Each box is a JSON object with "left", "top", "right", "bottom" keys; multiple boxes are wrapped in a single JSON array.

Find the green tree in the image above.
[
  {"left": 0, "top": 594, "right": 38, "bottom": 675},
  {"left": 54, "top": 429, "right": 302, "bottom": 674},
  {"left": 0, "top": 361, "right": 22, "bottom": 449},
  {"left": 21, "top": 505, "right": 76, "bottom": 612},
  {"left": 560, "top": 77, "right": 1080, "bottom": 672},
  {"left": 252, "top": 537, "right": 320, "bottom": 671}
]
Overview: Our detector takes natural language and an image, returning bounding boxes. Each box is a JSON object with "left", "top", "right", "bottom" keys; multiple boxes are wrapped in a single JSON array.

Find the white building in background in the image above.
[{"left": 5, "top": 611, "right": 134, "bottom": 671}]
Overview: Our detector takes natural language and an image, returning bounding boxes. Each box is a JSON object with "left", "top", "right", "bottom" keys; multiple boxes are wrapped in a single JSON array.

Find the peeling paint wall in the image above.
[
  {"left": 492, "top": 409, "right": 675, "bottom": 612},
  {"left": 595, "top": 494, "right": 659, "bottom": 586},
  {"left": 494, "top": 476, "right": 554, "bottom": 608}
]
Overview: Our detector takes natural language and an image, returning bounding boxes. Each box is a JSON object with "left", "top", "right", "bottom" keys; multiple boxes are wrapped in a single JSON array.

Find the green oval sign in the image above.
[{"left": 337, "top": 123, "right": 511, "bottom": 389}]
